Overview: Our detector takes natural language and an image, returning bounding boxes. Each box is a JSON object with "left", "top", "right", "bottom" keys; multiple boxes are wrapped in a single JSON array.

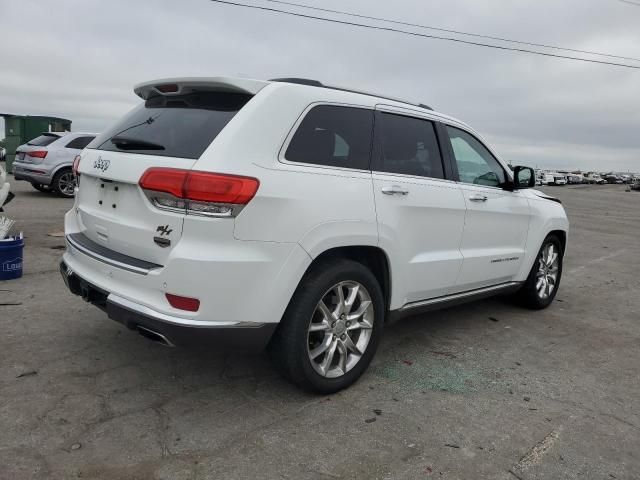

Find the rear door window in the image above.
[
  {"left": 88, "top": 92, "right": 253, "bottom": 159},
  {"left": 285, "top": 105, "right": 374, "bottom": 170},
  {"left": 65, "top": 136, "right": 95, "bottom": 149},
  {"left": 27, "top": 134, "right": 61, "bottom": 147},
  {"left": 372, "top": 112, "right": 444, "bottom": 179}
]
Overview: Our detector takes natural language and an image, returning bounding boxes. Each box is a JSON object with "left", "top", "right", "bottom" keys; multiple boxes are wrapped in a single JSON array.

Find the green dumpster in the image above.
[{"left": 1, "top": 114, "right": 72, "bottom": 173}]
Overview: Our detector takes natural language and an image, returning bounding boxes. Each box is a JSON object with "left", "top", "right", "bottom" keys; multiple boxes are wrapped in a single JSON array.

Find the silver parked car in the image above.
[{"left": 13, "top": 132, "right": 96, "bottom": 197}]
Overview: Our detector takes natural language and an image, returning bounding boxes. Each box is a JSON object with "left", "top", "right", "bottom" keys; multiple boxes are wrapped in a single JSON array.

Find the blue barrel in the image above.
[{"left": 0, "top": 237, "right": 24, "bottom": 280}]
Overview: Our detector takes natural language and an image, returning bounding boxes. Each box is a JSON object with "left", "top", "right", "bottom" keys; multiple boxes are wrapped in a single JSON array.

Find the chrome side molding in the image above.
[{"left": 389, "top": 281, "right": 522, "bottom": 322}]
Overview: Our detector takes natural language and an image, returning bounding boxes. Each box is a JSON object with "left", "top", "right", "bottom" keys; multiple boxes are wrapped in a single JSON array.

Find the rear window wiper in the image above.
[{"left": 110, "top": 136, "right": 165, "bottom": 151}]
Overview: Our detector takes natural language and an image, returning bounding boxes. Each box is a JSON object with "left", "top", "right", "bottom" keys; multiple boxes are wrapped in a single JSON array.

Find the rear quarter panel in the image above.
[
  {"left": 196, "top": 84, "right": 380, "bottom": 253},
  {"left": 190, "top": 84, "right": 379, "bottom": 323}
]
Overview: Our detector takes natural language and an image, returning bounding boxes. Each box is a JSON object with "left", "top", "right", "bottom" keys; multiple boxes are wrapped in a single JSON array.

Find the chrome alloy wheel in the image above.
[
  {"left": 307, "top": 281, "right": 374, "bottom": 378},
  {"left": 536, "top": 243, "right": 560, "bottom": 299},
  {"left": 58, "top": 171, "right": 77, "bottom": 197}
]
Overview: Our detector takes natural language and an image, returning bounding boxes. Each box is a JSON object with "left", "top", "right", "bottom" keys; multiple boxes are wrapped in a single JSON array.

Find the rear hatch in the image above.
[{"left": 76, "top": 79, "right": 264, "bottom": 265}]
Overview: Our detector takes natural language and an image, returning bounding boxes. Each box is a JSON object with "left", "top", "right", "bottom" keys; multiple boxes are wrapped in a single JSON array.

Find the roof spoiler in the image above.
[{"left": 134, "top": 77, "right": 269, "bottom": 100}]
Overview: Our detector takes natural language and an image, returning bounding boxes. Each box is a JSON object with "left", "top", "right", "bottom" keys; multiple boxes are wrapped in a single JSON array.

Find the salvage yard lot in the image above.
[{"left": 1, "top": 180, "right": 639, "bottom": 479}]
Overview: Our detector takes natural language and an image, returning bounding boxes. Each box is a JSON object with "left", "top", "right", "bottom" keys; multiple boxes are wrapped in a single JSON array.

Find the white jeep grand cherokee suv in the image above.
[{"left": 61, "top": 77, "right": 569, "bottom": 393}]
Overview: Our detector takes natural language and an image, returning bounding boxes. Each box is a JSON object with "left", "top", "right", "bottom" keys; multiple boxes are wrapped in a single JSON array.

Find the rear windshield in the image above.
[
  {"left": 88, "top": 91, "right": 252, "bottom": 159},
  {"left": 27, "top": 134, "right": 61, "bottom": 146}
]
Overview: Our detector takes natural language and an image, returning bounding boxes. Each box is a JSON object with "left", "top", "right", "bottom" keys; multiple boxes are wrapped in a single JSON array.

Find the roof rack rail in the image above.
[{"left": 269, "top": 77, "right": 434, "bottom": 112}]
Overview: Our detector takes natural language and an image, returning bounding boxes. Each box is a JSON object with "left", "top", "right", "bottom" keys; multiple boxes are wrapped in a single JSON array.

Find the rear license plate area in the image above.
[{"left": 95, "top": 179, "right": 123, "bottom": 209}]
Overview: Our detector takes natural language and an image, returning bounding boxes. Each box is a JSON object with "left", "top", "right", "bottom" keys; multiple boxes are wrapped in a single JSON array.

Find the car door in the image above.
[
  {"left": 372, "top": 107, "right": 466, "bottom": 308},
  {"left": 442, "top": 125, "right": 531, "bottom": 292}
]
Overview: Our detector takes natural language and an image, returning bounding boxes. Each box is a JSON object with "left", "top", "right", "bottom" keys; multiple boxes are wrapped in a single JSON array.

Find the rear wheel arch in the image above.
[
  {"left": 50, "top": 163, "right": 73, "bottom": 178},
  {"left": 302, "top": 246, "right": 392, "bottom": 314}
]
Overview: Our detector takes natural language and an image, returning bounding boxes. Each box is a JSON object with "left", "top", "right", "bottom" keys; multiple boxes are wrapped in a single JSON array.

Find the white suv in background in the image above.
[
  {"left": 61, "top": 77, "right": 569, "bottom": 392},
  {"left": 13, "top": 132, "right": 96, "bottom": 197}
]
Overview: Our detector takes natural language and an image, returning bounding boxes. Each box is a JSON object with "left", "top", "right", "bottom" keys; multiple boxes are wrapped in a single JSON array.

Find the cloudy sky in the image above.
[{"left": 1, "top": 0, "right": 639, "bottom": 171}]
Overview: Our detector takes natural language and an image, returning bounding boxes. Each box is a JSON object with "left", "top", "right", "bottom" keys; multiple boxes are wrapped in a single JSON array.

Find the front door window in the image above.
[{"left": 446, "top": 126, "right": 505, "bottom": 187}]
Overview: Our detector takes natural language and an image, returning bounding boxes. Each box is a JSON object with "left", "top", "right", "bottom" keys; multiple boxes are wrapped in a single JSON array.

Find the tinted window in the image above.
[
  {"left": 65, "top": 136, "right": 95, "bottom": 150},
  {"left": 27, "top": 134, "right": 60, "bottom": 147},
  {"left": 374, "top": 113, "right": 444, "bottom": 178},
  {"left": 285, "top": 105, "right": 373, "bottom": 170},
  {"left": 446, "top": 126, "right": 505, "bottom": 187},
  {"left": 88, "top": 92, "right": 252, "bottom": 159}
]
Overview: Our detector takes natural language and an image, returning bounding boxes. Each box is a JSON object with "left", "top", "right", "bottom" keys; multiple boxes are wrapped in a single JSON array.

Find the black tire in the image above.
[
  {"left": 269, "top": 258, "right": 385, "bottom": 394},
  {"left": 515, "top": 234, "right": 563, "bottom": 309},
  {"left": 52, "top": 168, "right": 77, "bottom": 198},
  {"left": 31, "top": 183, "right": 51, "bottom": 193}
]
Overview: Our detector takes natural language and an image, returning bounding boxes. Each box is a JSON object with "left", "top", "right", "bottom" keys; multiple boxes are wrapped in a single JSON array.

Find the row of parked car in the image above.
[{"left": 535, "top": 170, "right": 639, "bottom": 186}]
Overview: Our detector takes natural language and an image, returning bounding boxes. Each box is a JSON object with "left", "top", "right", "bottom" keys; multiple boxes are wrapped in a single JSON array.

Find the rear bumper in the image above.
[
  {"left": 64, "top": 196, "right": 312, "bottom": 326},
  {"left": 60, "top": 260, "right": 277, "bottom": 351},
  {"left": 12, "top": 163, "right": 54, "bottom": 185}
]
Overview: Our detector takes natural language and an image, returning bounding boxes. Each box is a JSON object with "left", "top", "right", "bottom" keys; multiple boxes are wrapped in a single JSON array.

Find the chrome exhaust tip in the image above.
[{"left": 136, "top": 325, "right": 174, "bottom": 347}]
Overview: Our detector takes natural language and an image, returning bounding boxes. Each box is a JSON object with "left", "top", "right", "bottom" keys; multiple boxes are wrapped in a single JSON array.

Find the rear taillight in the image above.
[
  {"left": 165, "top": 293, "right": 200, "bottom": 312},
  {"left": 139, "top": 168, "right": 259, "bottom": 217},
  {"left": 27, "top": 150, "right": 48, "bottom": 159},
  {"left": 72, "top": 155, "right": 81, "bottom": 177}
]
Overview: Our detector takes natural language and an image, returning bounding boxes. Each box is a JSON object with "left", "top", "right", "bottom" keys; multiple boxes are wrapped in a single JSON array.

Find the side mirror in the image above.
[{"left": 513, "top": 166, "right": 535, "bottom": 189}]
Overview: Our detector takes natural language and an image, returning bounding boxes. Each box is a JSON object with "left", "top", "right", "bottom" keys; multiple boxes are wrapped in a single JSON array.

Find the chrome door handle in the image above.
[
  {"left": 382, "top": 185, "right": 409, "bottom": 196},
  {"left": 469, "top": 194, "right": 488, "bottom": 202}
]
